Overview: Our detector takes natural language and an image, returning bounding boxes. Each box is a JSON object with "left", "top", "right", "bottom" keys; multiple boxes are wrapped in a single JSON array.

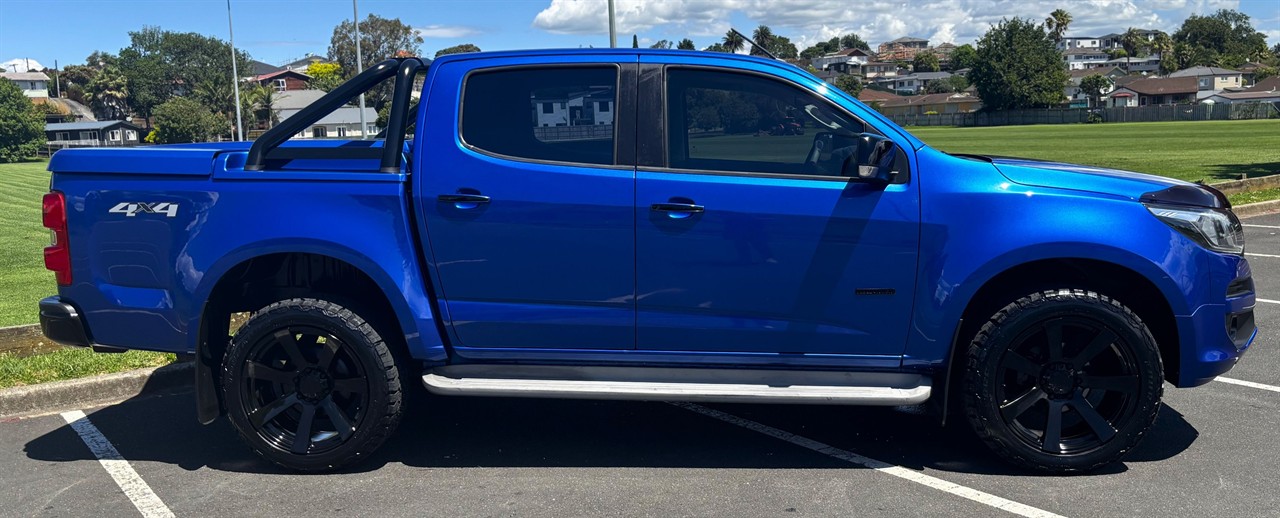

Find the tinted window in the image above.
[
  {"left": 462, "top": 67, "right": 617, "bottom": 166},
  {"left": 668, "top": 68, "right": 877, "bottom": 177}
]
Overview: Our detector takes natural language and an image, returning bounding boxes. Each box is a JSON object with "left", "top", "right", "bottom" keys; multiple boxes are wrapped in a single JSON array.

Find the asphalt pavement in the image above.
[{"left": 5, "top": 213, "right": 1280, "bottom": 517}]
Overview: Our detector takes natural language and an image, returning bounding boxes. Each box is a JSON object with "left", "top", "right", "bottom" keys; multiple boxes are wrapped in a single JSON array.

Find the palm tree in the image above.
[
  {"left": 722, "top": 30, "right": 745, "bottom": 53},
  {"left": 247, "top": 84, "right": 278, "bottom": 129},
  {"left": 750, "top": 25, "right": 775, "bottom": 56},
  {"left": 1121, "top": 27, "right": 1147, "bottom": 58},
  {"left": 87, "top": 65, "right": 129, "bottom": 120},
  {"left": 1150, "top": 31, "right": 1173, "bottom": 58},
  {"left": 1044, "top": 9, "right": 1072, "bottom": 43}
]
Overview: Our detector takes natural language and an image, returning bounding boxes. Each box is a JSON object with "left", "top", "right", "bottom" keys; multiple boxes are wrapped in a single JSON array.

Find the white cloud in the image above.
[
  {"left": 2, "top": 58, "right": 44, "bottom": 73},
  {"left": 531, "top": 0, "right": 1275, "bottom": 49},
  {"left": 415, "top": 25, "right": 481, "bottom": 39}
]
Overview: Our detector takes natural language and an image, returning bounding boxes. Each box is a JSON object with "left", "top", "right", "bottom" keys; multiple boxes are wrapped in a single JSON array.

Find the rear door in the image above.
[
  {"left": 418, "top": 56, "right": 638, "bottom": 350},
  {"left": 634, "top": 61, "right": 920, "bottom": 358}
]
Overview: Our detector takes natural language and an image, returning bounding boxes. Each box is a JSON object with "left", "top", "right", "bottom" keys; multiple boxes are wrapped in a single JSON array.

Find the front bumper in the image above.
[
  {"left": 39, "top": 296, "right": 125, "bottom": 353},
  {"left": 1175, "top": 260, "right": 1257, "bottom": 387}
]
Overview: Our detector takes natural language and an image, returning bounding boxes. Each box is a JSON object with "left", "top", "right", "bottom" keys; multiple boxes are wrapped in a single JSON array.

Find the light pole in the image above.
[
  {"left": 353, "top": 0, "right": 368, "bottom": 139},
  {"left": 226, "top": 0, "right": 244, "bottom": 141},
  {"left": 608, "top": 0, "right": 616, "bottom": 48}
]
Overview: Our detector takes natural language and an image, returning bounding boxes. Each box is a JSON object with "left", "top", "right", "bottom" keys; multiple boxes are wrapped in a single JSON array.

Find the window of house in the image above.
[
  {"left": 126, "top": 130, "right": 137, "bottom": 141},
  {"left": 80, "top": 131, "right": 98, "bottom": 140},
  {"left": 367, "top": 124, "right": 377, "bottom": 135},
  {"left": 666, "top": 68, "right": 893, "bottom": 179},
  {"left": 337, "top": 127, "right": 347, "bottom": 137},
  {"left": 275, "top": 78, "right": 287, "bottom": 92},
  {"left": 598, "top": 101, "right": 609, "bottom": 112},
  {"left": 312, "top": 126, "right": 328, "bottom": 138},
  {"left": 461, "top": 66, "right": 617, "bottom": 166},
  {"left": 109, "top": 130, "right": 121, "bottom": 141},
  {"left": 56, "top": 132, "right": 69, "bottom": 141}
]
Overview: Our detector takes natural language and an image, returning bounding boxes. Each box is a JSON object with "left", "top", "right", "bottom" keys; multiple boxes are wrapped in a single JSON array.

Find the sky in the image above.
[{"left": 1, "top": 0, "right": 1277, "bottom": 71}]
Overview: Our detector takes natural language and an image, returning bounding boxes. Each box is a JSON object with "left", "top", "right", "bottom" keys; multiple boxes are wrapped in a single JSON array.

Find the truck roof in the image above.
[{"left": 429, "top": 47, "right": 790, "bottom": 68}]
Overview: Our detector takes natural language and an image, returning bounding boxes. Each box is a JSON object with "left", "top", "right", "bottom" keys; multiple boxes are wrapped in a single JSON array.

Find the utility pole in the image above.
[
  {"left": 54, "top": 59, "right": 61, "bottom": 98},
  {"left": 608, "top": 0, "right": 616, "bottom": 48},
  {"left": 353, "top": 0, "right": 368, "bottom": 139},
  {"left": 227, "top": 0, "right": 244, "bottom": 141}
]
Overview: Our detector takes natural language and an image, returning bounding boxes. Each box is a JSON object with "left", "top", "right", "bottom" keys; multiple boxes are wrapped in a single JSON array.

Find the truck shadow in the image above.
[{"left": 23, "top": 388, "right": 1197, "bottom": 477}]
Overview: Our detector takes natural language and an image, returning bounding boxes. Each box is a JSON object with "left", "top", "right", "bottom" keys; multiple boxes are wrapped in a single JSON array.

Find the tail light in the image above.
[{"left": 42, "top": 192, "right": 71, "bottom": 286}]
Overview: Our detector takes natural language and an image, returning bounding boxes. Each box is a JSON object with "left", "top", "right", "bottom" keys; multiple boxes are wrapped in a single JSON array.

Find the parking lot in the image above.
[{"left": 4, "top": 214, "right": 1280, "bottom": 518}]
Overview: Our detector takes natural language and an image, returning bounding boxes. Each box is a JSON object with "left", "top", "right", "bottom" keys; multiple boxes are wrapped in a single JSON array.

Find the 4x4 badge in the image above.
[{"left": 109, "top": 202, "right": 179, "bottom": 218}]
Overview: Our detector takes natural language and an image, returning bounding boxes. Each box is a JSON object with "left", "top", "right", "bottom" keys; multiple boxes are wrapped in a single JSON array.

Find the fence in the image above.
[
  {"left": 533, "top": 124, "right": 613, "bottom": 142},
  {"left": 885, "top": 102, "right": 1280, "bottom": 127}
]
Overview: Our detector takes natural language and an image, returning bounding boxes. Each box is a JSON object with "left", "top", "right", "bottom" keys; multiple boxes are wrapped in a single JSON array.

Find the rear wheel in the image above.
[
  {"left": 223, "top": 298, "right": 403, "bottom": 472},
  {"left": 964, "top": 289, "right": 1163, "bottom": 473}
]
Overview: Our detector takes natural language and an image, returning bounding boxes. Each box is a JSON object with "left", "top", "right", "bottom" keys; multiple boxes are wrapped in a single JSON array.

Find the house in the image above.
[
  {"left": 1243, "top": 77, "right": 1280, "bottom": 93},
  {"left": 254, "top": 69, "right": 311, "bottom": 92},
  {"left": 857, "top": 88, "right": 901, "bottom": 104},
  {"left": 811, "top": 48, "right": 874, "bottom": 74},
  {"left": 862, "top": 62, "right": 901, "bottom": 79},
  {"left": 877, "top": 37, "right": 929, "bottom": 62},
  {"left": 932, "top": 42, "right": 957, "bottom": 65},
  {"left": 1062, "top": 48, "right": 1110, "bottom": 70},
  {"left": 45, "top": 120, "right": 142, "bottom": 148},
  {"left": 888, "top": 71, "right": 953, "bottom": 95},
  {"left": 1066, "top": 67, "right": 1126, "bottom": 108},
  {"left": 1100, "top": 55, "right": 1161, "bottom": 74},
  {"left": 275, "top": 89, "right": 378, "bottom": 138},
  {"left": 0, "top": 71, "right": 49, "bottom": 98},
  {"left": 250, "top": 60, "right": 282, "bottom": 77},
  {"left": 281, "top": 54, "right": 331, "bottom": 72},
  {"left": 1106, "top": 76, "right": 1197, "bottom": 107},
  {"left": 532, "top": 88, "right": 614, "bottom": 127},
  {"left": 1202, "top": 90, "right": 1280, "bottom": 105},
  {"left": 875, "top": 92, "right": 982, "bottom": 116},
  {"left": 1168, "top": 66, "right": 1243, "bottom": 99},
  {"left": 1098, "top": 30, "right": 1162, "bottom": 51},
  {"left": 1056, "top": 36, "right": 1102, "bottom": 51}
]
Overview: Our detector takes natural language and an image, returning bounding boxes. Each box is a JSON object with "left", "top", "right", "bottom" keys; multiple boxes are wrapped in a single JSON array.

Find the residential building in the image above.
[
  {"left": 862, "top": 62, "right": 901, "bottom": 79},
  {"left": 1062, "top": 48, "right": 1110, "bottom": 70},
  {"left": 1097, "top": 29, "right": 1162, "bottom": 51},
  {"left": 877, "top": 37, "right": 929, "bottom": 62},
  {"left": 811, "top": 48, "right": 874, "bottom": 73},
  {"left": 888, "top": 71, "right": 953, "bottom": 95},
  {"left": 875, "top": 92, "right": 982, "bottom": 116},
  {"left": 1056, "top": 36, "right": 1102, "bottom": 51},
  {"left": 1065, "top": 67, "right": 1126, "bottom": 108},
  {"left": 1202, "top": 90, "right": 1280, "bottom": 105},
  {"left": 932, "top": 42, "right": 957, "bottom": 64},
  {"left": 250, "top": 60, "right": 282, "bottom": 76},
  {"left": 1106, "top": 76, "right": 1197, "bottom": 106},
  {"left": 275, "top": 89, "right": 378, "bottom": 138},
  {"left": 1100, "top": 55, "right": 1161, "bottom": 74},
  {"left": 254, "top": 69, "right": 311, "bottom": 92},
  {"left": 282, "top": 54, "right": 332, "bottom": 72},
  {"left": 532, "top": 88, "right": 614, "bottom": 127},
  {"left": 45, "top": 120, "right": 142, "bottom": 148},
  {"left": 1169, "top": 66, "right": 1244, "bottom": 99},
  {"left": 856, "top": 88, "right": 901, "bottom": 106},
  {"left": 1243, "top": 77, "right": 1280, "bottom": 93},
  {"left": 0, "top": 71, "right": 49, "bottom": 98}
]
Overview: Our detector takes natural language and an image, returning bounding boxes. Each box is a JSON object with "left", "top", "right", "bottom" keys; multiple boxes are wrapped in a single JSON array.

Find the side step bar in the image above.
[{"left": 422, "top": 365, "right": 931, "bottom": 405}]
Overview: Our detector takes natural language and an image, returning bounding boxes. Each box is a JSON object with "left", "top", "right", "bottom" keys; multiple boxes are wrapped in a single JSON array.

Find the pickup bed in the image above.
[{"left": 39, "top": 49, "right": 1256, "bottom": 473}]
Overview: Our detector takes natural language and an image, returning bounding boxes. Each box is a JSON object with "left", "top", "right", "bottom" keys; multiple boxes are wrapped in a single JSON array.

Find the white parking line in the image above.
[
  {"left": 61, "top": 410, "right": 174, "bottom": 518},
  {"left": 1245, "top": 253, "right": 1280, "bottom": 259},
  {"left": 1256, "top": 298, "right": 1280, "bottom": 304},
  {"left": 671, "top": 402, "right": 1066, "bottom": 518},
  {"left": 1215, "top": 377, "right": 1280, "bottom": 393},
  {"left": 1243, "top": 224, "right": 1280, "bottom": 229}
]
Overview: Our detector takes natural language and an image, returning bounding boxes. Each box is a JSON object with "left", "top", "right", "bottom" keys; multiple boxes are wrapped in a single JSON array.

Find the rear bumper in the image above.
[{"left": 38, "top": 296, "right": 125, "bottom": 353}]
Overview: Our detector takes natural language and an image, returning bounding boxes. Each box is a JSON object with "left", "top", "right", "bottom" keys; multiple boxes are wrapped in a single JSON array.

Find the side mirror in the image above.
[{"left": 844, "top": 138, "right": 900, "bottom": 185}]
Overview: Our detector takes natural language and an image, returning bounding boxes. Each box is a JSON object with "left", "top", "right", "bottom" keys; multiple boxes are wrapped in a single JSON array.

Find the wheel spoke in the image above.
[
  {"left": 1079, "top": 374, "right": 1138, "bottom": 394},
  {"left": 321, "top": 396, "right": 355, "bottom": 441},
  {"left": 1044, "top": 321, "right": 1064, "bottom": 362},
  {"left": 1002, "top": 351, "right": 1042, "bottom": 377},
  {"left": 1000, "top": 386, "right": 1047, "bottom": 421},
  {"left": 246, "top": 361, "right": 294, "bottom": 384},
  {"left": 315, "top": 337, "right": 341, "bottom": 370},
  {"left": 274, "top": 329, "right": 310, "bottom": 368},
  {"left": 333, "top": 377, "right": 367, "bottom": 397},
  {"left": 249, "top": 393, "right": 298, "bottom": 428},
  {"left": 291, "top": 404, "right": 317, "bottom": 454},
  {"left": 1072, "top": 328, "right": 1117, "bottom": 369},
  {"left": 1070, "top": 394, "right": 1117, "bottom": 442},
  {"left": 1041, "top": 400, "right": 1065, "bottom": 453}
]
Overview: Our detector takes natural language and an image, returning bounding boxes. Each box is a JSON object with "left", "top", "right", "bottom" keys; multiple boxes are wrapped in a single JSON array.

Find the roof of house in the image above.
[
  {"left": 1114, "top": 76, "right": 1198, "bottom": 95},
  {"left": 282, "top": 55, "right": 331, "bottom": 70},
  {"left": 46, "top": 120, "right": 140, "bottom": 131},
  {"left": 900, "top": 72, "right": 953, "bottom": 81},
  {"left": 857, "top": 89, "right": 901, "bottom": 102},
  {"left": 0, "top": 71, "right": 49, "bottom": 81},
  {"left": 1244, "top": 77, "right": 1280, "bottom": 93},
  {"left": 251, "top": 60, "right": 282, "bottom": 76},
  {"left": 1062, "top": 48, "right": 1110, "bottom": 56},
  {"left": 255, "top": 69, "right": 311, "bottom": 82},
  {"left": 1169, "top": 66, "right": 1240, "bottom": 77},
  {"left": 278, "top": 106, "right": 378, "bottom": 125},
  {"left": 879, "top": 92, "right": 980, "bottom": 108},
  {"left": 1069, "top": 67, "right": 1124, "bottom": 79},
  {"left": 274, "top": 89, "right": 329, "bottom": 110},
  {"left": 1207, "top": 91, "right": 1280, "bottom": 101},
  {"left": 886, "top": 37, "right": 928, "bottom": 44}
]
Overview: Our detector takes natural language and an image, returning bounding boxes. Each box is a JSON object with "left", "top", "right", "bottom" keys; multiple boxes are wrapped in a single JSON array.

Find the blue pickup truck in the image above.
[{"left": 38, "top": 49, "right": 1255, "bottom": 473}]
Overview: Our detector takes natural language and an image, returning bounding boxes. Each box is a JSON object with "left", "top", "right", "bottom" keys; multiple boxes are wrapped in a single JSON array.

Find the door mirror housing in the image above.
[{"left": 844, "top": 137, "right": 900, "bottom": 185}]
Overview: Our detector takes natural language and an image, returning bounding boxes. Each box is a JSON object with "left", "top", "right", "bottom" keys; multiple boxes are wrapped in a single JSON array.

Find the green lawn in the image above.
[
  {"left": 909, "top": 119, "right": 1280, "bottom": 184},
  {"left": 0, "top": 348, "right": 175, "bottom": 389},
  {"left": 0, "top": 160, "right": 55, "bottom": 328}
]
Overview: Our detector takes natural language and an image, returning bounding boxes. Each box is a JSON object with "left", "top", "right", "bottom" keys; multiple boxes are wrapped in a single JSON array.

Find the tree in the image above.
[
  {"left": 722, "top": 30, "right": 745, "bottom": 53},
  {"left": 434, "top": 43, "right": 481, "bottom": 58},
  {"left": 306, "top": 62, "right": 344, "bottom": 92},
  {"left": 1044, "top": 9, "right": 1072, "bottom": 43},
  {"left": 1173, "top": 9, "right": 1269, "bottom": 69},
  {"left": 246, "top": 84, "right": 279, "bottom": 129},
  {"left": 115, "top": 26, "right": 254, "bottom": 121},
  {"left": 328, "top": 14, "right": 422, "bottom": 108},
  {"left": 632, "top": 35, "right": 639, "bottom": 48},
  {"left": 768, "top": 35, "right": 799, "bottom": 59},
  {"left": 677, "top": 38, "right": 696, "bottom": 50},
  {"left": 840, "top": 34, "right": 870, "bottom": 51},
  {"left": 969, "top": 17, "right": 1069, "bottom": 110},
  {"left": 0, "top": 79, "right": 44, "bottom": 162},
  {"left": 832, "top": 74, "right": 862, "bottom": 97},
  {"left": 749, "top": 25, "right": 775, "bottom": 57},
  {"left": 926, "top": 74, "right": 969, "bottom": 94},
  {"left": 86, "top": 65, "right": 129, "bottom": 120},
  {"left": 913, "top": 51, "right": 941, "bottom": 72},
  {"left": 1078, "top": 74, "right": 1112, "bottom": 108},
  {"left": 949, "top": 44, "right": 978, "bottom": 71},
  {"left": 1255, "top": 66, "right": 1277, "bottom": 82},
  {"left": 704, "top": 43, "right": 729, "bottom": 53},
  {"left": 153, "top": 96, "right": 226, "bottom": 143},
  {"left": 649, "top": 39, "right": 672, "bottom": 50}
]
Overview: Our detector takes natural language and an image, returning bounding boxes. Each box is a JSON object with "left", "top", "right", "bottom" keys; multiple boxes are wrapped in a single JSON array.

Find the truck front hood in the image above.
[{"left": 983, "top": 156, "right": 1210, "bottom": 203}]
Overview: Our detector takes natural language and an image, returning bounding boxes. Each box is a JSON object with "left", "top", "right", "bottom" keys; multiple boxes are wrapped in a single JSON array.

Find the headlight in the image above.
[{"left": 1145, "top": 203, "right": 1244, "bottom": 255}]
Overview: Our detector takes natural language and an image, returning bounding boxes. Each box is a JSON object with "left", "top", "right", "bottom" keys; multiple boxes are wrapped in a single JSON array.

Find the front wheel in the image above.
[
  {"left": 963, "top": 289, "right": 1163, "bottom": 473},
  {"left": 223, "top": 298, "right": 403, "bottom": 472}
]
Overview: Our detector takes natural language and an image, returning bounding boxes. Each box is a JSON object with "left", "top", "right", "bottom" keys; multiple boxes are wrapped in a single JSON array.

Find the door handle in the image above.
[
  {"left": 438, "top": 193, "right": 490, "bottom": 210},
  {"left": 650, "top": 203, "right": 704, "bottom": 213}
]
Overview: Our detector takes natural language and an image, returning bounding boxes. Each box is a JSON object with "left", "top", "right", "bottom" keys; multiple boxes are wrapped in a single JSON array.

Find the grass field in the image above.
[
  {"left": 0, "top": 348, "right": 175, "bottom": 388},
  {"left": 910, "top": 119, "right": 1280, "bottom": 183},
  {"left": 0, "top": 160, "right": 54, "bottom": 328}
]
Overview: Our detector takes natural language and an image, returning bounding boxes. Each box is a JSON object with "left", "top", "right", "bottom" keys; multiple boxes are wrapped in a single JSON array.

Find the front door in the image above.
[
  {"left": 635, "top": 65, "right": 920, "bottom": 357},
  {"left": 419, "top": 60, "right": 636, "bottom": 350}
]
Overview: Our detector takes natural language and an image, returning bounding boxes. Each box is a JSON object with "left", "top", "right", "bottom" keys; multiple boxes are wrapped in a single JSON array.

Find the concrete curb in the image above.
[
  {"left": 1211, "top": 174, "right": 1280, "bottom": 196},
  {"left": 1233, "top": 199, "right": 1280, "bottom": 219},
  {"left": 0, "top": 324, "right": 41, "bottom": 347},
  {"left": 0, "top": 361, "right": 193, "bottom": 419}
]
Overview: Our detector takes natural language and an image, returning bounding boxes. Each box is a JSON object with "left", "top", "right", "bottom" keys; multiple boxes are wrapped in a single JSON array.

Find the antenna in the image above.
[{"left": 730, "top": 28, "right": 778, "bottom": 60}]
